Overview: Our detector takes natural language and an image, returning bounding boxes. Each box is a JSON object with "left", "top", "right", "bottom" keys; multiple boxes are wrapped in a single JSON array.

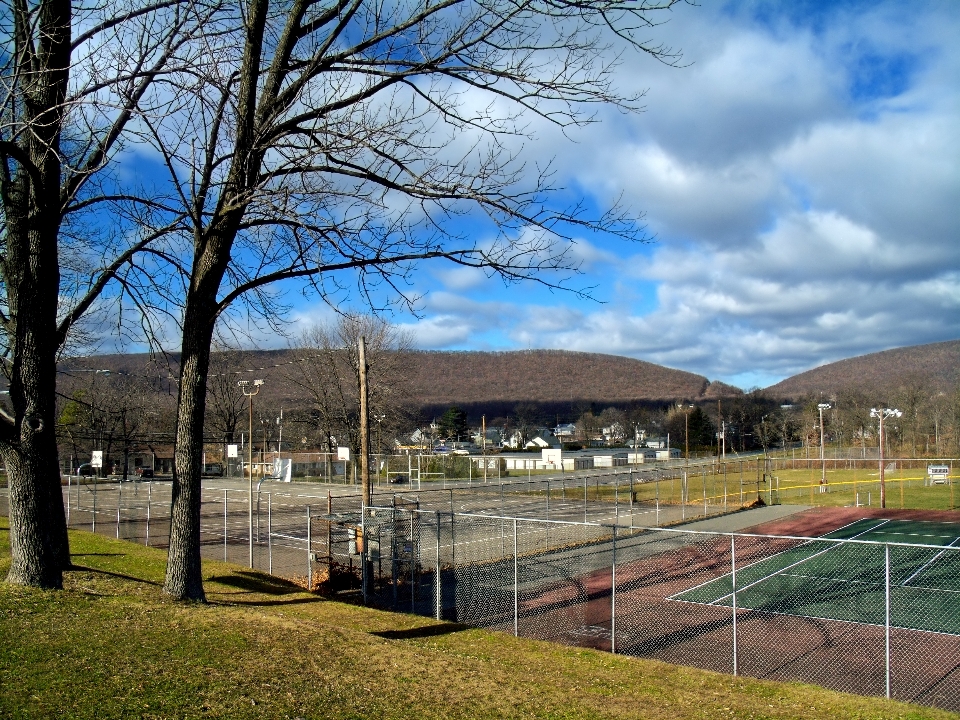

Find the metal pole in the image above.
[
  {"left": 681, "top": 471, "right": 686, "bottom": 521},
  {"left": 513, "top": 517, "right": 519, "bottom": 637},
  {"left": 450, "top": 511, "right": 456, "bottom": 569},
  {"left": 411, "top": 514, "right": 416, "bottom": 612},
  {"left": 92, "top": 475, "right": 97, "bottom": 532},
  {"left": 307, "top": 506, "right": 312, "bottom": 592},
  {"left": 224, "top": 489, "right": 228, "bottom": 561},
  {"left": 885, "top": 543, "right": 891, "bottom": 699},
  {"left": 614, "top": 474, "right": 619, "bottom": 525},
  {"left": 702, "top": 470, "right": 707, "bottom": 517},
  {"left": 611, "top": 524, "right": 617, "bottom": 654},
  {"left": 436, "top": 511, "right": 442, "bottom": 621},
  {"left": 116, "top": 481, "right": 122, "bottom": 538},
  {"left": 731, "top": 534, "right": 738, "bottom": 676},
  {"left": 145, "top": 482, "right": 151, "bottom": 546},
  {"left": 66, "top": 476, "right": 71, "bottom": 525},
  {"left": 879, "top": 413, "right": 886, "bottom": 509},
  {"left": 249, "top": 393, "right": 254, "bottom": 566},
  {"left": 268, "top": 492, "right": 273, "bottom": 575}
]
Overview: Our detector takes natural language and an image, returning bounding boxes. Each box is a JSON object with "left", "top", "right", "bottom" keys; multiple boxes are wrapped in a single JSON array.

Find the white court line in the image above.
[
  {"left": 669, "top": 517, "right": 887, "bottom": 600},
  {"left": 775, "top": 571, "right": 960, "bottom": 597},
  {"left": 681, "top": 519, "right": 891, "bottom": 605},
  {"left": 902, "top": 537, "right": 960, "bottom": 586}
]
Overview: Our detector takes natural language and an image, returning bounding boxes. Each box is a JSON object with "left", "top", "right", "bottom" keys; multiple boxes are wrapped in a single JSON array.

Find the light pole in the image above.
[
  {"left": 238, "top": 379, "right": 263, "bottom": 568},
  {"left": 375, "top": 412, "right": 385, "bottom": 485},
  {"left": 817, "top": 403, "right": 831, "bottom": 486},
  {"left": 678, "top": 403, "right": 694, "bottom": 461},
  {"left": 870, "top": 408, "right": 901, "bottom": 509}
]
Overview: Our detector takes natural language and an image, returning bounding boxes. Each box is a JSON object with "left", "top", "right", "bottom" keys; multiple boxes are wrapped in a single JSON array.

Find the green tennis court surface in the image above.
[{"left": 670, "top": 519, "right": 960, "bottom": 635}]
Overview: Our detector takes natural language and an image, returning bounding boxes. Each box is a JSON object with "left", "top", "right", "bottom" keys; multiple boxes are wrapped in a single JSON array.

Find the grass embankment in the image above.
[{"left": 1, "top": 518, "right": 955, "bottom": 720}]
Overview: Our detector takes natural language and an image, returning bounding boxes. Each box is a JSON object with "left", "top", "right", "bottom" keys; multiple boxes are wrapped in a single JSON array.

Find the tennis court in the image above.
[{"left": 671, "top": 518, "right": 960, "bottom": 635}]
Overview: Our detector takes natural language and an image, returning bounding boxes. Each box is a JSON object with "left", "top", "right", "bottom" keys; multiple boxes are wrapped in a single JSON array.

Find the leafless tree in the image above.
[
  {"left": 286, "top": 314, "right": 413, "bottom": 462},
  {"left": 0, "top": 1, "right": 215, "bottom": 588},
  {"left": 204, "top": 344, "right": 248, "bottom": 445},
  {"left": 132, "top": 0, "right": 689, "bottom": 599}
]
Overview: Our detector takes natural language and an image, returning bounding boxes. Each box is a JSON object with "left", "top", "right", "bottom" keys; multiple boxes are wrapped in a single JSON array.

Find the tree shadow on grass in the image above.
[
  {"left": 372, "top": 623, "right": 469, "bottom": 640},
  {"left": 67, "top": 564, "right": 162, "bottom": 587},
  {"left": 206, "top": 571, "right": 327, "bottom": 607}
]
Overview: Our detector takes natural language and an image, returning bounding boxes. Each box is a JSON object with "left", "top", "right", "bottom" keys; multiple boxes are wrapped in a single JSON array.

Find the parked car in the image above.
[
  {"left": 75, "top": 463, "right": 95, "bottom": 477},
  {"left": 389, "top": 473, "right": 409, "bottom": 484},
  {"left": 134, "top": 467, "right": 154, "bottom": 478},
  {"left": 201, "top": 463, "right": 223, "bottom": 477}
]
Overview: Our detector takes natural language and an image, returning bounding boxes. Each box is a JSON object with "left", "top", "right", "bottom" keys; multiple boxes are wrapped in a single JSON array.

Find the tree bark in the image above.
[
  {"left": 1, "top": 0, "right": 72, "bottom": 587},
  {"left": 163, "top": 285, "right": 220, "bottom": 600}
]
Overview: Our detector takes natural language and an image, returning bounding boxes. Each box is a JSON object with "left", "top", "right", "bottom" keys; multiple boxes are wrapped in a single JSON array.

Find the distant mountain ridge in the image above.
[
  {"left": 59, "top": 340, "right": 958, "bottom": 416},
  {"left": 59, "top": 349, "right": 724, "bottom": 419},
  {"left": 763, "top": 339, "right": 960, "bottom": 399}
]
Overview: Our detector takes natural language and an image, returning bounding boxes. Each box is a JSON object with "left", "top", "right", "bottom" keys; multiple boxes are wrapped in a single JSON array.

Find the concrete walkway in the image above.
[{"left": 671, "top": 503, "right": 812, "bottom": 534}]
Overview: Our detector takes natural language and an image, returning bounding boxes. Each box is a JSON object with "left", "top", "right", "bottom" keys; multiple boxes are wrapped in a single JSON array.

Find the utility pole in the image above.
[
  {"left": 871, "top": 408, "right": 902, "bottom": 509},
  {"left": 358, "top": 336, "right": 371, "bottom": 510},
  {"left": 238, "top": 379, "right": 264, "bottom": 568}
]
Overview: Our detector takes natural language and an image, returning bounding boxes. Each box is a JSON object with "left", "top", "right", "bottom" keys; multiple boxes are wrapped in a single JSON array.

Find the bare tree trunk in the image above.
[
  {"left": 1, "top": 0, "right": 72, "bottom": 587},
  {"left": 163, "top": 301, "right": 217, "bottom": 600}
]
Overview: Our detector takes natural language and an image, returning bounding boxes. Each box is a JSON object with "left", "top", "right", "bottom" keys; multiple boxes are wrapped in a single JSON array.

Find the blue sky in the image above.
[
  {"left": 277, "top": 0, "right": 958, "bottom": 389},
  {"left": 87, "top": 0, "right": 956, "bottom": 391}
]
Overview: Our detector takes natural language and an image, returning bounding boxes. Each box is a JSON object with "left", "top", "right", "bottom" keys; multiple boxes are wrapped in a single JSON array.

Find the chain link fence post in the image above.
[
  {"left": 145, "top": 482, "right": 151, "bottom": 546},
  {"left": 611, "top": 524, "right": 617, "bottom": 654},
  {"left": 268, "top": 492, "right": 273, "bottom": 575},
  {"left": 436, "top": 511, "right": 442, "bottom": 621},
  {"left": 513, "top": 517, "right": 519, "bottom": 637},
  {"left": 450, "top": 511, "right": 456, "bottom": 569},
  {"left": 732, "top": 533, "right": 738, "bottom": 676},
  {"left": 885, "top": 543, "right": 891, "bottom": 699}
]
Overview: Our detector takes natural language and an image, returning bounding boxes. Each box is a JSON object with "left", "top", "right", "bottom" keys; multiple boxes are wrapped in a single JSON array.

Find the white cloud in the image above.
[{"left": 285, "top": 1, "right": 960, "bottom": 388}]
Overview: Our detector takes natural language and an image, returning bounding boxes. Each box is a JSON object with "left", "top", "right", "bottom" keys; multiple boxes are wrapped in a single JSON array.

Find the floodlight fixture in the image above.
[{"left": 817, "top": 403, "right": 831, "bottom": 486}]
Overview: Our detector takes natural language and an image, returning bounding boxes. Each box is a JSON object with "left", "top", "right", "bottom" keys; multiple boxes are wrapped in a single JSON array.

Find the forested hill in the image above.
[
  {"left": 763, "top": 339, "right": 960, "bottom": 399},
  {"left": 402, "top": 350, "right": 711, "bottom": 405},
  {"left": 58, "top": 349, "right": 719, "bottom": 417}
]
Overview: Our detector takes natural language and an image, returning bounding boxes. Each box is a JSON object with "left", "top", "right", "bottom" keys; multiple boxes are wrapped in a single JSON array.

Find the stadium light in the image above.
[
  {"left": 239, "top": 379, "right": 264, "bottom": 567},
  {"left": 870, "top": 407, "right": 902, "bottom": 509},
  {"left": 817, "top": 403, "right": 831, "bottom": 487}
]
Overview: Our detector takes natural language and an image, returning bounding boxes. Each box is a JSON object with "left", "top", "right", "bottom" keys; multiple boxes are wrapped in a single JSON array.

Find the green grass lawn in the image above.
[
  {"left": 1, "top": 517, "right": 956, "bottom": 719},
  {"left": 547, "top": 465, "right": 958, "bottom": 513}
]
